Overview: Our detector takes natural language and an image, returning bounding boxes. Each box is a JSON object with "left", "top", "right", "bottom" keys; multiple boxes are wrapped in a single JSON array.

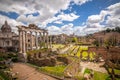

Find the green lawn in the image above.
[
  {"left": 84, "top": 68, "right": 110, "bottom": 80},
  {"left": 39, "top": 65, "right": 66, "bottom": 77},
  {"left": 52, "top": 44, "right": 65, "bottom": 49},
  {"left": 80, "top": 46, "right": 88, "bottom": 51},
  {"left": 0, "top": 76, "right": 4, "bottom": 80},
  {"left": 94, "top": 71, "right": 110, "bottom": 80},
  {"left": 0, "top": 70, "right": 9, "bottom": 80}
]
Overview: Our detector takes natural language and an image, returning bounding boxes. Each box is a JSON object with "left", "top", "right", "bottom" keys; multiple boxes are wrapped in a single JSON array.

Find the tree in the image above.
[
  {"left": 115, "top": 27, "right": 120, "bottom": 33},
  {"left": 93, "top": 40, "right": 99, "bottom": 47},
  {"left": 106, "top": 28, "right": 111, "bottom": 32},
  {"left": 72, "top": 37, "right": 78, "bottom": 43},
  {"left": 104, "top": 48, "right": 120, "bottom": 80}
]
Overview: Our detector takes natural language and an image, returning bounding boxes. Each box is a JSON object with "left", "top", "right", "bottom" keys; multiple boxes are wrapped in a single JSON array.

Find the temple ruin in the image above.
[{"left": 0, "top": 21, "right": 50, "bottom": 62}]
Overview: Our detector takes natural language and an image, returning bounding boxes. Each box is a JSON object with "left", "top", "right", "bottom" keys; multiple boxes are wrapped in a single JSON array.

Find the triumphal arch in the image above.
[{"left": 17, "top": 24, "right": 49, "bottom": 62}]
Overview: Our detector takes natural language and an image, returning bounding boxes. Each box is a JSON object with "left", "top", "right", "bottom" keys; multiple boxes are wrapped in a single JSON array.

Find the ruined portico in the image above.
[{"left": 17, "top": 24, "right": 49, "bottom": 62}]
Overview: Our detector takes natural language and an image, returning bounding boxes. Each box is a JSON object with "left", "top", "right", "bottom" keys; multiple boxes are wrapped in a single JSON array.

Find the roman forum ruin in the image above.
[
  {"left": 0, "top": 21, "right": 50, "bottom": 62},
  {"left": 17, "top": 24, "right": 49, "bottom": 61}
]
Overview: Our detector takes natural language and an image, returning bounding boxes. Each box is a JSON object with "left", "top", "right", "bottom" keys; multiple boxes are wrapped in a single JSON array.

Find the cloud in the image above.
[
  {"left": 53, "top": 21, "right": 63, "bottom": 24},
  {"left": 84, "top": 2, "right": 120, "bottom": 35},
  {"left": 47, "top": 2, "right": 120, "bottom": 36},
  {"left": 73, "top": 26, "right": 86, "bottom": 36},
  {"left": 106, "top": 16, "right": 120, "bottom": 27},
  {"left": 87, "top": 10, "right": 107, "bottom": 24},
  {"left": 42, "top": 12, "right": 79, "bottom": 26},
  {"left": 87, "top": 15, "right": 102, "bottom": 23},
  {"left": 106, "top": 2, "right": 120, "bottom": 27},
  {"left": 57, "top": 13, "right": 80, "bottom": 21},
  {"left": 0, "top": 0, "right": 86, "bottom": 27},
  {"left": 61, "top": 23, "right": 74, "bottom": 35},
  {"left": 0, "top": 0, "right": 71, "bottom": 27},
  {"left": 72, "top": 0, "right": 92, "bottom": 5},
  {"left": 0, "top": 0, "right": 70, "bottom": 15},
  {"left": 0, "top": 0, "right": 120, "bottom": 36},
  {"left": 0, "top": 14, "right": 23, "bottom": 33},
  {"left": 47, "top": 26, "right": 62, "bottom": 35},
  {"left": 0, "top": 0, "right": 91, "bottom": 36}
]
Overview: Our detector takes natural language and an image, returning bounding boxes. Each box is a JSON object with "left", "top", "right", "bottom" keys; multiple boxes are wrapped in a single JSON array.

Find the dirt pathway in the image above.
[{"left": 11, "top": 63, "right": 58, "bottom": 80}]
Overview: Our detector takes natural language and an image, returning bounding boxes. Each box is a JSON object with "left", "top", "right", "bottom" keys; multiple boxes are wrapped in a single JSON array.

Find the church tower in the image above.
[{"left": 1, "top": 21, "right": 12, "bottom": 32}]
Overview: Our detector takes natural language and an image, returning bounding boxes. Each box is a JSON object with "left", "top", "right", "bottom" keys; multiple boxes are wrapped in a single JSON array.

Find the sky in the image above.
[{"left": 0, "top": 0, "right": 120, "bottom": 36}]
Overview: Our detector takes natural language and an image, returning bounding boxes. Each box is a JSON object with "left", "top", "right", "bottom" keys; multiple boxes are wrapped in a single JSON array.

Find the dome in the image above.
[{"left": 1, "top": 21, "right": 12, "bottom": 32}]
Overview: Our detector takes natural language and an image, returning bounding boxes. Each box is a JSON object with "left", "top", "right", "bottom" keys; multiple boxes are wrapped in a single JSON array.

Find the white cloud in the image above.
[
  {"left": 58, "top": 13, "right": 79, "bottom": 21},
  {"left": 87, "top": 10, "right": 107, "bottom": 24},
  {"left": 87, "top": 15, "right": 102, "bottom": 23},
  {"left": 72, "top": 0, "right": 92, "bottom": 5},
  {"left": 47, "top": 26, "right": 62, "bottom": 35},
  {"left": 42, "top": 12, "right": 79, "bottom": 26},
  {"left": 73, "top": 26, "right": 86, "bottom": 36},
  {"left": 84, "top": 2, "right": 120, "bottom": 35},
  {"left": 0, "top": 0, "right": 71, "bottom": 27},
  {"left": 0, "top": 14, "right": 23, "bottom": 33},
  {"left": 106, "top": 16, "right": 120, "bottom": 27},
  {"left": 106, "top": 2, "right": 120, "bottom": 27},
  {"left": 0, "top": 0, "right": 120, "bottom": 36},
  {"left": 61, "top": 23, "right": 74, "bottom": 35},
  {"left": 0, "top": 0, "right": 91, "bottom": 36},
  {"left": 54, "top": 21, "right": 63, "bottom": 24}
]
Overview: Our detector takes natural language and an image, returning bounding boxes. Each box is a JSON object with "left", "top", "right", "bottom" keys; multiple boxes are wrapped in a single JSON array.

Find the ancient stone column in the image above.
[
  {"left": 30, "top": 31, "right": 33, "bottom": 50},
  {"left": 39, "top": 32, "right": 42, "bottom": 42},
  {"left": 46, "top": 32, "right": 49, "bottom": 48},
  {"left": 39, "top": 32, "right": 42, "bottom": 49},
  {"left": 19, "top": 30, "right": 23, "bottom": 53},
  {"left": 49, "top": 36, "right": 52, "bottom": 48},
  {"left": 43, "top": 32, "right": 45, "bottom": 43},
  {"left": 22, "top": 30, "right": 27, "bottom": 62},
  {"left": 35, "top": 32, "right": 38, "bottom": 49},
  {"left": 25, "top": 31, "right": 28, "bottom": 51},
  {"left": 22, "top": 31, "right": 26, "bottom": 53}
]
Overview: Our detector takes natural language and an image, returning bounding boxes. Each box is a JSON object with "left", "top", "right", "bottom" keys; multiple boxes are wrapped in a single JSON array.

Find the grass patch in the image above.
[
  {"left": 39, "top": 65, "right": 66, "bottom": 77},
  {"left": 89, "top": 52, "right": 96, "bottom": 60},
  {"left": 109, "top": 68, "right": 120, "bottom": 74},
  {"left": 0, "top": 70, "right": 9, "bottom": 80},
  {"left": 80, "top": 46, "right": 88, "bottom": 51},
  {"left": 84, "top": 68, "right": 110, "bottom": 80},
  {"left": 52, "top": 44, "right": 65, "bottom": 49},
  {"left": 81, "top": 51, "right": 88, "bottom": 60},
  {"left": 0, "top": 75, "right": 4, "bottom": 80},
  {"left": 84, "top": 68, "right": 92, "bottom": 74},
  {"left": 94, "top": 71, "right": 109, "bottom": 80}
]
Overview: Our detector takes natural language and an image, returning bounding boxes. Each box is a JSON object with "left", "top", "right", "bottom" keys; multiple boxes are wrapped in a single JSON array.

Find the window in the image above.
[{"left": 6, "top": 41, "right": 9, "bottom": 46}]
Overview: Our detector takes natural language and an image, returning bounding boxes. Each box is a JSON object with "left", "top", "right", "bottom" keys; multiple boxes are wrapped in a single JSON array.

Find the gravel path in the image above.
[{"left": 11, "top": 63, "right": 58, "bottom": 80}]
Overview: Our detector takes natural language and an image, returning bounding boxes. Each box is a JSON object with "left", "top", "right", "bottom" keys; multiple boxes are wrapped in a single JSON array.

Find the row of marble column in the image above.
[{"left": 19, "top": 30, "right": 49, "bottom": 54}]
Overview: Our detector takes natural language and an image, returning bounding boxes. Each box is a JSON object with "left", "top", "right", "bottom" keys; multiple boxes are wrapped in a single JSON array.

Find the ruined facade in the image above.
[
  {"left": 49, "top": 34, "right": 67, "bottom": 44},
  {"left": 0, "top": 21, "right": 49, "bottom": 62},
  {"left": 0, "top": 21, "right": 48, "bottom": 53},
  {"left": 0, "top": 21, "right": 19, "bottom": 51}
]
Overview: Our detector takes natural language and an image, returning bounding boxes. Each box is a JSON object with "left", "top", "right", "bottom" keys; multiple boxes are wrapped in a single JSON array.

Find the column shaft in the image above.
[
  {"left": 19, "top": 30, "right": 23, "bottom": 53},
  {"left": 25, "top": 32, "right": 28, "bottom": 51},
  {"left": 35, "top": 32, "right": 38, "bottom": 49},
  {"left": 30, "top": 31, "right": 33, "bottom": 50},
  {"left": 43, "top": 32, "right": 45, "bottom": 43},
  {"left": 22, "top": 31, "right": 26, "bottom": 53},
  {"left": 39, "top": 32, "right": 42, "bottom": 49},
  {"left": 46, "top": 32, "right": 49, "bottom": 48}
]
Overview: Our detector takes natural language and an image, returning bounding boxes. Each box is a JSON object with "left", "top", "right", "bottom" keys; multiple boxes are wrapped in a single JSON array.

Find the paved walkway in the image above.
[
  {"left": 80, "top": 62, "right": 107, "bottom": 73},
  {"left": 11, "top": 63, "right": 58, "bottom": 80}
]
